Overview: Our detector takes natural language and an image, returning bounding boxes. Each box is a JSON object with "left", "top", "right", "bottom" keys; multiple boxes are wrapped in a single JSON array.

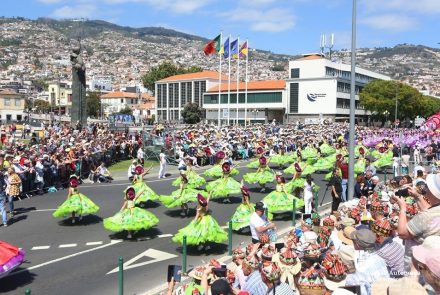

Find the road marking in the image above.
[
  {"left": 107, "top": 249, "right": 178, "bottom": 275},
  {"left": 157, "top": 234, "right": 173, "bottom": 238},
  {"left": 31, "top": 246, "right": 51, "bottom": 250},
  {"left": 221, "top": 225, "right": 228, "bottom": 229},
  {"left": 10, "top": 240, "right": 123, "bottom": 277},
  {"left": 86, "top": 241, "right": 103, "bottom": 246},
  {"left": 59, "top": 243, "right": 77, "bottom": 248}
]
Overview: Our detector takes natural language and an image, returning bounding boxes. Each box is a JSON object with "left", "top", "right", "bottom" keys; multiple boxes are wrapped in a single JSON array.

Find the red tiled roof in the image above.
[
  {"left": 0, "top": 89, "right": 19, "bottom": 95},
  {"left": 207, "top": 80, "right": 285, "bottom": 92},
  {"left": 297, "top": 54, "right": 325, "bottom": 61},
  {"left": 100, "top": 91, "right": 153, "bottom": 100},
  {"left": 158, "top": 71, "right": 230, "bottom": 82}
]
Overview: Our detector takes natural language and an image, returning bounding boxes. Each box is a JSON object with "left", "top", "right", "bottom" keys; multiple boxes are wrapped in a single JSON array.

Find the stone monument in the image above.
[{"left": 70, "top": 39, "right": 87, "bottom": 126}]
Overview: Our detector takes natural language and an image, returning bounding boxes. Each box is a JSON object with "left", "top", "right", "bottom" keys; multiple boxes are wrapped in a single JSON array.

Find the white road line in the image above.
[
  {"left": 10, "top": 240, "right": 123, "bottom": 277},
  {"left": 59, "top": 243, "right": 77, "bottom": 248},
  {"left": 220, "top": 225, "right": 228, "bottom": 229},
  {"left": 86, "top": 241, "right": 104, "bottom": 246},
  {"left": 31, "top": 246, "right": 51, "bottom": 250},
  {"left": 157, "top": 234, "right": 173, "bottom": 238}
]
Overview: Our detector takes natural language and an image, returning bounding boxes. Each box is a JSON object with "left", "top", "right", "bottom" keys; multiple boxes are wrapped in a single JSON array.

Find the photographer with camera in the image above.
[{"left": 392, "top": 174, "right": 440, "bottom": 272}]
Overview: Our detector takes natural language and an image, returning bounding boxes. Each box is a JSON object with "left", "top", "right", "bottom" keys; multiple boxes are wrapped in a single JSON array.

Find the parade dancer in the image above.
[
  {"left": 204, "top": 151, "right": 239, "bottom": 178},
  {"left": 229, "top": 183, "right": 255, "bottom": 231},
  {"left": 172, "top": 193, "right": 227, "bottom": 251},
  {"left": 243, "top": 156, "right": 274, "bottom": 193},
  {"left": 103, "top": 186, "right": 159, "bottom": 239},
  {"left": 206, "top": 162, "right": 241, "bottom": 201},
  {"left": 160, "top": 173, "right": 208, "bottom": 216},
  {"left": 53, "top": 175, "right": 99, "bottom": 224},
  {"left": 263, "top": 173, "right": 304, "bottom": 217},
  {"left": 0, "top": 240, "right": 25, "bottom": 279},
  {"left": 246, "top": 147, "right": 266, "bottom": 169},
  {"left": 131, "top": 165, "right": 159, "bottom": 204},
  {"left": 270, "top": 146, "right": 291, "bottom": 168},
  {"left": 172, "top": 158, "right": 206, "bottom": 188},
  {"left": 285, "top": 163, "right": 306, "bottom": 193}
]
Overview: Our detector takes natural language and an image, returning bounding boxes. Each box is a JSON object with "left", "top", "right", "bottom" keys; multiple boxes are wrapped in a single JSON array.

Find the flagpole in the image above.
[
  {"left": 236, "top": 36, "right": 240, "bottom": 126},
  {"left": 217, "top": 32, "right": 222, "bottom": 127},
  {"left": 244, "top": 39, "right": 249, "bottom": 127},
  {"left": 227, "top": 34, "right": 231, "bottom": 126}
]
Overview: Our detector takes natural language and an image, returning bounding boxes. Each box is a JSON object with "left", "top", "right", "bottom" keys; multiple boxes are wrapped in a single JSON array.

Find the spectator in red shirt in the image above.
[{"left": 337, "top": 157, "right": 349, "bottom": 201}]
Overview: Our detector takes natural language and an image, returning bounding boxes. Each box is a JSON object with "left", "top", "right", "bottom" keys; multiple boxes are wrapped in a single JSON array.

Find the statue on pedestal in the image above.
[{"left": 70, "top": 39, "right": 87, "bottom": 127}]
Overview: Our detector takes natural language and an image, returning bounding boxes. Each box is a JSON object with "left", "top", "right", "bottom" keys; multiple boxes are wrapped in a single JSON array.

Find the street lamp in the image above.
[{"left": 383, "top": 110, "right": 390, "bottom": 127}]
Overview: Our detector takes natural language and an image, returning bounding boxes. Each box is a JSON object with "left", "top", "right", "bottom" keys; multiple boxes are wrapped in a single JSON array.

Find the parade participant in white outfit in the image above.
[
  {"left": 303, "top": 174, "right": 314, "bottom": 214},
  {"left": 159, "top": 148, "right": 167, "bottom": 179}
]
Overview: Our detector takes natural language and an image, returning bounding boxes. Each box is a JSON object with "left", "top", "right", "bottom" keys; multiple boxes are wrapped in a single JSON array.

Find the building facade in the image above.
[
  {"left": 286, "top": 54, "right": 391, "bottom": 123},
  {"left": 203, "top": 80, "right": 286, "bottom": 125},
  {"left": 0, "top": 89, "right": 25, "bottom": 123},
  {"left": 47, "top": 82, "right": 72, "bottom": 115},
  {"left": 100, "top": 91, "right": 153, "bottom": 117},
  {"left": 155, "top": 71, "right": 228, "bottom": 122}
]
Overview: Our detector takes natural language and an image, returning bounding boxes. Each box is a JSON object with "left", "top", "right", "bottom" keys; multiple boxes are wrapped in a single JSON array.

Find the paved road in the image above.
[{"left": 1, "top": 161, "right": 394, "bottom": 295}]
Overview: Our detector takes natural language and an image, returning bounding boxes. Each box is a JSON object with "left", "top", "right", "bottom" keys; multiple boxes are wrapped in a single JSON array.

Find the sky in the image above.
[{"left": 2, "top": 0, "right": 440, "bottom": 55}]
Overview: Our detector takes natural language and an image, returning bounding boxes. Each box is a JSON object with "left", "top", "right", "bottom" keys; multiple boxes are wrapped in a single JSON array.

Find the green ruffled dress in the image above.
[
  {"left": 243, "top": 166, "right": 274, "bottom": 185},
  {"left": 285, "top": 178, "right": 306, "bottom": 193},
  {"left": 204, "top": 164, "right": 239, "bottom": 178},
  {"left": 301, "top": 147, "right": 318, "bottom": 160},
  {"left": 131, "top": 175, "right": 159, "bottom": 204},
  {"left": 262, "top": 184, "right": 305, "bottom": 214},
  {"left": 320, "top": 143, "right": 335, "bottom": 155},
  {"left": 159, "top": 187, "right": 208, "bottom": 208},
  {"left": 53, "top": 188, "right": 99, "bottom": 218},
  {"left": 355, "top": 145, "right": 370, "bottom": 157},
  {"left": 374, "top": 151, "right": 393, "bottom": 168},
  {"left": 313, "top": 157, "right": 333, "bottom": 171},
  {"left": 172, "top": 207, "right": 227, "bottom": 245},
  {"left": 246, "top": 159, "right": 260, "bottom": 169},
  {"left": 270, "top": 154, "right": 291, "bottom": 166},
  {"left": 354, "top": 158, "right": 366, "bottom": 175},
  {"left": 206, "top": 174, "right": 241, "bottom": 198},
  {"left": 229, "top": 202, "right": 255, "bottom": 231},
  {"left": 103, "top": 200, "right": 159, "bottom": 232},
  {"left": 284, "top": 162, "right": 316, "bottom": 176},
  {"left": 172, "top": 169, "right": 206, "bottom": 188}
]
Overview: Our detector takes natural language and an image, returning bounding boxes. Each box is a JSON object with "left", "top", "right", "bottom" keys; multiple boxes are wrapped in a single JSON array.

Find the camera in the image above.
[{"left": 395, "top": 188, "right": 409, "bottom": 197}]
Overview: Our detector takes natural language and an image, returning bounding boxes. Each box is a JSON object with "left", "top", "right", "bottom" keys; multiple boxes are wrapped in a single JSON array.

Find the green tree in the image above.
[
  {"left": 181, "top": 102, "right": 202, "bottom": 124},
  {"left": 118, "top": 106, "right": 133, "bottom": 115},
  {"left": 141, "top": 62, "right": 203, "bottom": 93},
  {"left": 33, "top": 99, "right": 51, "bottom": 113},
  {"left": 360, "top": 80, "right": 424, "bottom": 121},
  {"left": 86, "top": 91, "right": 101, "bottom": 117}
]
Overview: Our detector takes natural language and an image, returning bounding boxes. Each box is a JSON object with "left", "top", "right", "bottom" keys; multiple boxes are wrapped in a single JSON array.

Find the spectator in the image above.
[
  {"left": 345, "top": 228, "right": 390, "bottom": 295},
  {"left": 249, "top": 201, "right": 276, "bottom": 244},
  {"left": 412, "top": 236, "right": 440, "bottom": 294},
  {"left": 0, "top": 169, "right": 8, "bottom": 226},
  {"left": 6, "top": 167, "right": 21, "bottom": 217},
  {"left": 338, "top": 157, "right": 349, "bottom": 202},
  {"left": 127, "top": 160, "right": 137, "bottom": 182},
  {"left": 401, "top": 149, "right": 410, "bottom": 176},
  {"left": 94, "top": 162, "right": 113, "bottom": 183},
  {"left": 137, "top": 146, "right": 144, "bottom": 166},
  {"left": 364, "top": 158, "right": 377, "bottom": 176},
  {"left": 329, "top": 169, "right": 343, "bottom": 213}
]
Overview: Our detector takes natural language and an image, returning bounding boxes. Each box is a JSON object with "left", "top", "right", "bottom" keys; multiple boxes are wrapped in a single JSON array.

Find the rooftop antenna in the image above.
[
  {"left": 320, "top": 34, "right": 325, "bottom": 56},
  {"left": 324, "top": 33, "right": 335, "bottom": 59}
]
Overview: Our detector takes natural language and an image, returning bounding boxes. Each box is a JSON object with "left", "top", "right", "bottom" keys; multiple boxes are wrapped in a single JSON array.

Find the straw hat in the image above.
[{"left": 337, "top": 226, "right": 355, "bottom": 245}]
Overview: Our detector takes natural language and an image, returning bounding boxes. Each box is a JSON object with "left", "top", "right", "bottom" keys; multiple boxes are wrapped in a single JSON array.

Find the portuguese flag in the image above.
[{"left": 203, "top": 34, "right": 221, "bottom": 56}]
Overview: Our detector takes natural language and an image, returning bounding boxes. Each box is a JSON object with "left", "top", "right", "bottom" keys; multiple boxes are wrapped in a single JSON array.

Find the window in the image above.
[
  {"left": 157, "top": 84, "right": 162, "bottom": 108},
  {"left": 120, "top": 99, "right": 123, "bottom": 103},
  {"left": 181, "top": 83, "right": 186, "bottom": 106},
  {"left": 200, "top": 81, "right": 206, "bottom": 106},
  {"left": 194, "top": 81, "right": 200, "bottom": 106},
  {"left": 4, "top": 98, "right": 11, "bottom": 106},
  {"left": 169, "top": 84, "right": 174, "bottom": 108},
  {"left": 15, "top": 99, "right": 21, "bottom": 106},
  {"left": 203, "top": 92, "right": 283, "bottom": 104},
  {"left": 173, "top": 83, "right": 178, "bottom": 108},
  {"left": 186, "top": 82, "right": 192, "bottom": 104},
  {"left": 290, "top": 68, "right": 300, "bottom": 78},
  {"left": 289, "top": 83, "right": 299, "bottom": 113}
]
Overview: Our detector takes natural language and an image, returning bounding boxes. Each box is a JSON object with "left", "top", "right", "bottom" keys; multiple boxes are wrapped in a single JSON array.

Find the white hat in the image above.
[
  {"left": 426, "top": 173, "right": 440, "bottom": 200},
  {"left": 332, "top": 288, "right": 355, "bottom": 295}
]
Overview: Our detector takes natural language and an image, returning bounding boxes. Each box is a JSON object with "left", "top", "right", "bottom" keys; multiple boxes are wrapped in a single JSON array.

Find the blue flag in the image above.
[
  {"left": 231, "top": 39, "right": 238, "bottom": 58},
  {"left": 223, "top": 37, "right": 230, "bottom": 59}
]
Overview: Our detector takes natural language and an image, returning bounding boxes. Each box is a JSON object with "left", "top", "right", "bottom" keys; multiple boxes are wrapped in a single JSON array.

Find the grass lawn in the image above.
[{"left": 108, "top": 159, "right": 159, "bottom": 173}]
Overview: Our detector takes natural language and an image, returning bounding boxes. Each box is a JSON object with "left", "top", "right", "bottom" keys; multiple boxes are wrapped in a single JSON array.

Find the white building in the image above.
[
  {"left": 155, "top": 71, "right": 229, "bottom": 122},
  {"left": 286, "top": 54, "right": 391, "bottom": 123},
  {"left": 100, "top": 91, "right": 154, "bottom": 117}
]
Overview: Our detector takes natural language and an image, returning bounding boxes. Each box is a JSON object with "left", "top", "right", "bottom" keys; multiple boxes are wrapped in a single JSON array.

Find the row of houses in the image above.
[{"left": 1, "top": 53, "right": 390, "bottom": 124}]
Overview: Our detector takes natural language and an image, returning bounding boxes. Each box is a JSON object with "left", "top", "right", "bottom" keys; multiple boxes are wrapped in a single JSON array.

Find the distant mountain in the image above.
[{"left": 35, "top": 17, "right": 207, "bottom": 42}]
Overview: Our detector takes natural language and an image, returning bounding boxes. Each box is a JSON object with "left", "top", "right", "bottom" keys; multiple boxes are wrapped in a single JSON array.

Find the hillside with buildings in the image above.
[{"left": 0, "top": 17, "right": 440, "bottom": 124}]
